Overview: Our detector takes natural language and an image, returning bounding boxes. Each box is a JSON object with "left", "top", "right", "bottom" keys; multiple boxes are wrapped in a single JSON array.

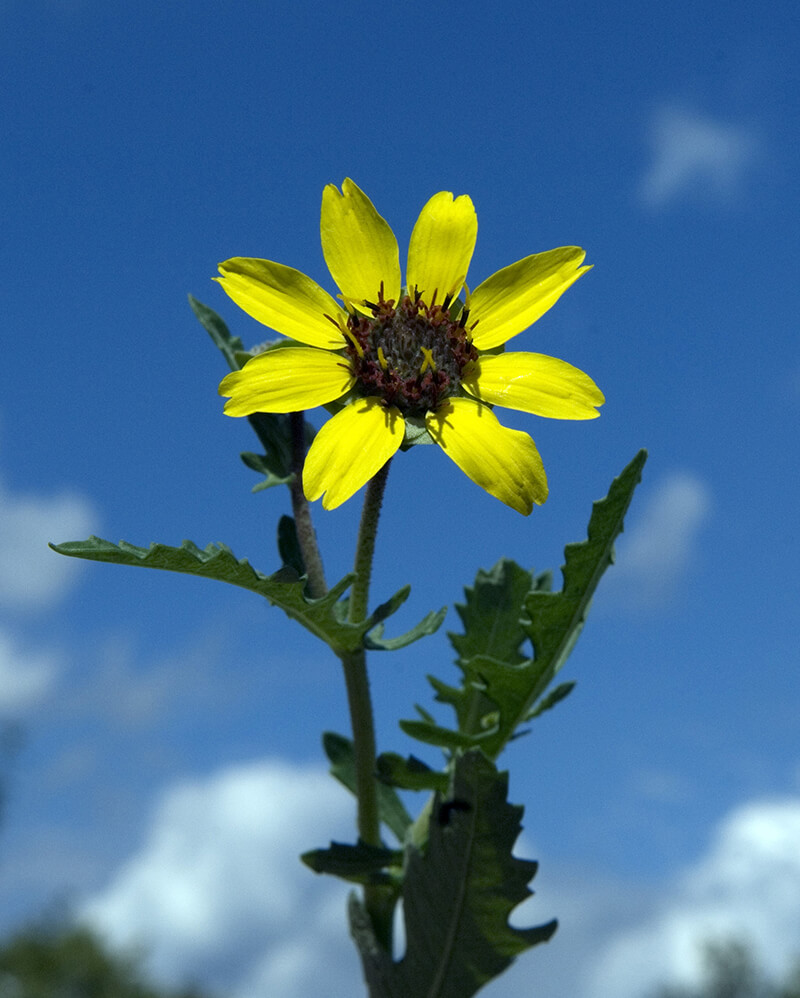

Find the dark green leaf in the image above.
[
  {"left": 398, "top": 719, "right": 492, "bottom": 751},
  {"left": 240, "top": 449, "right": 293, "bottom": 492},
  {"left": 526, "top": 681, "right": 575, "bottom": 720},
  {"left": 376, "top": 753, "right": 449, "bottom": 794},
  {"left": 323, "top": 732, "right": 412, "bottom": 841},
  {"left": 365, "top": 605, "right": 447, "bottom": 652},
  {"left": 188, "top": 294, "right": 244, "bottom": 372},
  {"left": 369, "top": 585, "right": 412, "bottom": 626},
  {"left": 50, "top": 536, "right": 395, "bottom": 655},
  {"left": 448, "top": 559, "right": 533, "bottom": 667},
  {"left": 400, "top": 450, "right": 647, "bottom": 760},
  {"left": 277, "top": 515, "right": 304, "bottom": 575},
  {"left": 301, "top": 840, "right": 401, "bottom": 885},
  {"left": 350, "top": 750, "right": 557, "bottom": 998},
  {"left": 519, "top": 448, "right": 648, "bottom": 719}
]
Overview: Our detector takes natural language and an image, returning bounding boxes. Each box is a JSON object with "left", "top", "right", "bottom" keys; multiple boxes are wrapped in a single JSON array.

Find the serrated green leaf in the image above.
[
  {"left": 350, "top": 750, "right": 556, "bottom": 998},
  {"left": 301, "top": 840, "right": 401, "bottom": 885},
  {"left": 323, "top": 733, "right": 412, "bottom": 841},
  {"left": 365, "top": 605, "right": 447, "bottom": 652},
  {"left": 376, "top": 753, "right": 449, "bottom": 794},
  {"left": 449, "top": 559, "right": 533, "bottom": 666},
  {"left": 50, "top": 536, "right": 387, "bottom": 656},
  {"left": 188, "top": 295, "right": 245, "bottom": 372},
  {"left": 400, "top": 451, "right": 647, "bottom": 760},
  {"left": 518, "top": 449, "right": 648, "bottom": 715}
]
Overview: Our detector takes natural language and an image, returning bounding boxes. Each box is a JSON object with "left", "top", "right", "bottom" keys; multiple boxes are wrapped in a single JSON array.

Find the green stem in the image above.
[
  {"left": 340, "top": 459, "right": 394, "bottom": 952},
  {"left": 349, "top": 459, "right": 392, "bottom": 624},
  {"left": 288, "top": 412, "right": 327, "bottom": 599}
]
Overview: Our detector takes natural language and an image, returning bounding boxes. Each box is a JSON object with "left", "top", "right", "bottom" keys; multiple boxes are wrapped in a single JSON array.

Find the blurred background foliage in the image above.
[
  {"left": 650, "top": 940, "right": 800, "bottom": 998},
  {"left": 0, "top": 922, "right": 214, "bottom": 998},
  {"left": 1, "top": 924, "right": 799, "bottom": 998}
]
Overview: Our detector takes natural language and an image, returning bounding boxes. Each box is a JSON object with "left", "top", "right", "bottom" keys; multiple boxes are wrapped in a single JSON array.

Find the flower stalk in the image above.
[
  {"left": 341, "top": 460, "right": 394, "bottom": 950},
  {"left": 288, "top": 411, "right": 327, "bottom": 599}
]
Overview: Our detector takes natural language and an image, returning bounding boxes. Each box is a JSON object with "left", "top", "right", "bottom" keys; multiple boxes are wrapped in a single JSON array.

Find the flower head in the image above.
[{"left": 217, "top": 180, "right": 603, "bottom": 514}]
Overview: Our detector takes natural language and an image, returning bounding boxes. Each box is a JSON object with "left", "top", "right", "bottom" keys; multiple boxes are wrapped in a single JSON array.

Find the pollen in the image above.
[{"left": 419, "top": 347, "right": 436, "bottom": 374}]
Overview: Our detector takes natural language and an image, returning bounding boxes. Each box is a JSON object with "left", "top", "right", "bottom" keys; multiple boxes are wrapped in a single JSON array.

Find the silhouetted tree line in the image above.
[
  {"left": 651, "top": 940, "right": 800, "bottom": 998},
  {"left": 1, "top": 922, "right": 799, "bottom": 998}
]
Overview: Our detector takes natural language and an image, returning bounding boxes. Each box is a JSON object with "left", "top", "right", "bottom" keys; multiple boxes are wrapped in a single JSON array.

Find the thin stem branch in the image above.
[{"left": 288, "top": 412, "right": 327, "bottom": 599}]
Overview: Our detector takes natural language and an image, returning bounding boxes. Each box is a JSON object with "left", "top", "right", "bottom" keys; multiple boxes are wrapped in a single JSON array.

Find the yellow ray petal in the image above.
[
  {"left": 462, "top": 352, "right": 604, "bottom": 419},
  {"left": 219, "top": 347, "right": 355, "bottom": 416},
  {"left": 406, "top": 191, "right": 477, "bottom": 305},
  {"left": 303, "top": 397, "right": 404, "bottom": 510},
  {"left": 468, "top": 248, "right": 590, "bottom": 350},
  {"left": 320, "top": 179, "right": 401, "bottom": 306},
  {"left": 216, "top": 258, "right": 346, "bottom": 350},
  {"left": 426, "top": 398, "right": 548, "bottom": 515}
]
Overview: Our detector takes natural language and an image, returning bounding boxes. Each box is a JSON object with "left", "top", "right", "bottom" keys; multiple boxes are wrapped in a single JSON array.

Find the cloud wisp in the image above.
[
  {"left": 639, "top": 106, "right": 761, "bottom": 209},
  {"left": 0, "top": 629, "right": 60, "bottom": 712},
  {"left": 603, "top": 470, "right": 712, "bottom": 609},
  {"left": 0, "top": 475, "right": 97, "bottom": 611},
  {"left": 585, "top": 797, "right": 800, "bottom": 998},
  {"left": 81, "top": 758, "right": 361, "bottom": 998}
]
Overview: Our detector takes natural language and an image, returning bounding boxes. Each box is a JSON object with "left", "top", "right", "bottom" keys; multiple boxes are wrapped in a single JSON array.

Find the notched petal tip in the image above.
[
  {"left": 302, "top": 398, "right": 404, "bottom": 509},
  {"left": 427, "top": 398, "right": 548, "bottom": 515},
  {"left": 407, "top": 191, "right": 477, "bottom": 306},
  {"left": 321, "top": 181, "right": 401, "bottom": 306},
  {"left": 469, "top": 246, "right": 592, "bottom": 350},
  {"left": 464, "top": 352, "right": 605, "bottom": 420}
]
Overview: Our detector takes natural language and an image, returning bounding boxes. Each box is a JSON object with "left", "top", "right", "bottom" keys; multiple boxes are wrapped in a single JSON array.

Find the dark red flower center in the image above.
[{"left": 343, "top": 288, "right": 477, "bottom": 417}]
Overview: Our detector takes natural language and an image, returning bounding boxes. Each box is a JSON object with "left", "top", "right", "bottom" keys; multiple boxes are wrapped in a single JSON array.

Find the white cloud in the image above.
[
  {"left": 606, "top": 471, "right": 711, "bottom": 608},
  {"left": 79, "top": 765, "right": 800, "bottom": 998},
  {"left": 0, "top": 476, "right": 98, "bottom": 610},
  {"left": 639, "top": 106, "right": 761, "bottom": 208},
  {"left": 0, "top": 628, "right": 60, "bottom": 711},
  {"left": 585, "top": 798, "right": 800, "bottom": 998},
  {"left": 81, "top": 759, "right": 361, "bottom": 997}
]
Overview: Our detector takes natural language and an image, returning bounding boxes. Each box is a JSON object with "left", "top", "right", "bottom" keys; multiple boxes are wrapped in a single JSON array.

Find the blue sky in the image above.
[{"left": 2, "top": 0, "right": 799, "bottom": 995}]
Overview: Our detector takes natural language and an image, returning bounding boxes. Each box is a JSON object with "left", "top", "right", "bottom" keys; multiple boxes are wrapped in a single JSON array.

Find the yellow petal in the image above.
[
  {"left": 426, "top": 398, "right": 547, "bottom": 514},
  {"left": 469, "top": 248, "right": 591, "bottom": 350},
  {"left": 303, "top": 397, "right": 404, "bottom": 510},
  {"left": 320, "top": 179, "right": 401, "bottom": 306},
  {"left": 406, "top": 192, "right": 477, "bottom": 304},
  {"left": 217, "top": 258, "right": 346, "bottom": 350},
  {"left": 219, "top": 347, "right": 355, "bottom": 416},
  {"left": 462, "top": 352, "right": 604, "bottom": 419}
]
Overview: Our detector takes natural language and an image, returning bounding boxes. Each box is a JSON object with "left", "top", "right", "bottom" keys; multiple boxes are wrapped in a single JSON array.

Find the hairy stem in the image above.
[
  {"left": 341, "top": 459, "right": 394, "bottom": 951},
  {"left": 349, "top": 460, "right": 392, "bottom": 624},
  {"left": 287, "top": 412, "right": 327, "bottom": 599}
]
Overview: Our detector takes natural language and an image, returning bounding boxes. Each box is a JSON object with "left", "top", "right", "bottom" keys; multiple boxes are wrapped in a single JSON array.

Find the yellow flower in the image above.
[{"left": 217, "top": 179, "right": 604, "bottom": 514}]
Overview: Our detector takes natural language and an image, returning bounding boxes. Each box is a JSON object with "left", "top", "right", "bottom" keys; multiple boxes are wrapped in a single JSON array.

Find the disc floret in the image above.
[{"left": 343, "top": 285, "right": 478, "bottom": 416}]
